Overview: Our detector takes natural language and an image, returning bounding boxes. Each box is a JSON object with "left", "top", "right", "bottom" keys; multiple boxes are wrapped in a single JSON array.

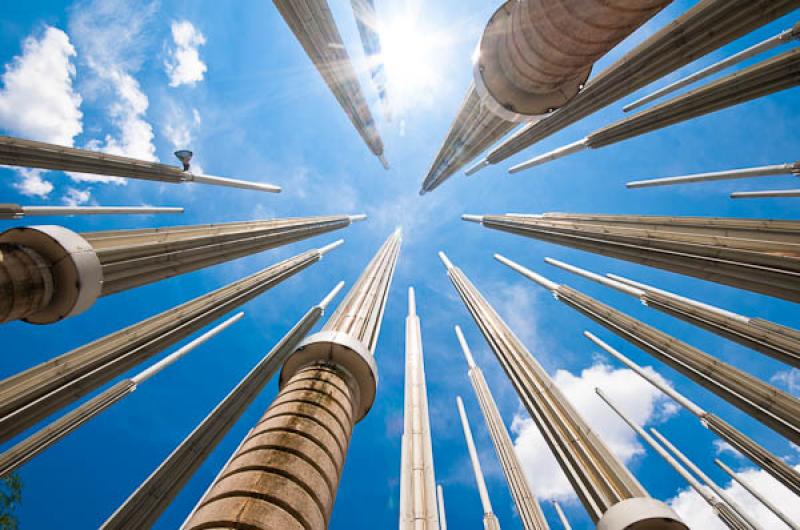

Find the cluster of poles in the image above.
[
  {"left": 419, "top": 0, "right": 800, "bottom": 201},
  {"left": 401, "top": 211, "right": 800, "bottom": 529}
]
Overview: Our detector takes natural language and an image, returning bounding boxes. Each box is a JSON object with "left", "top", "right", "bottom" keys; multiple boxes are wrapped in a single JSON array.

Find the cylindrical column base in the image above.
[
  {"left": 184, "top": 362, "right": 359, "bottom": 530},
  {"left": 0, "top": 243, "right": 53, "bottom": 322},
  {"left": 596, "top": 497, "right": 687, "bottom": 530}
]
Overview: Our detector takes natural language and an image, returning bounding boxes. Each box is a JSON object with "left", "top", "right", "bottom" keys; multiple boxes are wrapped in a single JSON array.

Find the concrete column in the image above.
[
  {"left": 0, "top": 215, "right": 361, "bottom": 323},
  {"left": 480, "top": 0, "right": 800, "bottom": 169},
  {"left": 184, "top": 229, "right": 401, "bottom": 527},
  {"left": 420, "top": 0, "right": 668, "bottom": 193},
  {"left": 185, "top": 362, "right": 358, "bottom": 530}
]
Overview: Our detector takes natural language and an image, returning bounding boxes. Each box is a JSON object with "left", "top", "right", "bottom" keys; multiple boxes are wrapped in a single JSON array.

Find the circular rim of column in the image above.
[
  {"left": 279, "top": 330, "right": 378, "bottom": 422},
  {"left": 0, "top": 225, "right": 102, "bottom": 324},
  {"left": 472, "top": 1, "right": 588, "bottom": 122},
  {"left": 596, "top": 497, "right": 688, "bottom": 530}
]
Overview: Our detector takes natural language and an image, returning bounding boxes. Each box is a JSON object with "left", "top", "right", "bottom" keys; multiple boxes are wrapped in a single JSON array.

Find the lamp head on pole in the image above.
[{"left": 174, "top": 150, "right": 193, "bottom": 171}]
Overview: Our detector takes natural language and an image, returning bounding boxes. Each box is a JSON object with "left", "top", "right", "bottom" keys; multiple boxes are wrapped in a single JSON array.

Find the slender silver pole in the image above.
[
  {"left": 131, "top": 312, "right": 244, "bottom": 384},
  {"left": 0, "top": 205, "right": 184, "bottom": 220},
  {"left": 552, "top": 501, "right": 572, "bottom": 530},
  {"left": 731, "top": 189, "right": 800, "bottom": 199},
  {"left": 627, "top": 163, "right": 797, "bottom": 189},
  {"left": 624, "top": 25, "right": 800, "bottom": 112},
  {"left": 457, "top": 396, "right": 494, "bottom": 516},
  {"left": 508, "top": 139, "right": 588, "bottom": 174},
  {"left": 437, "top": 485, "right": 448, "bottom": 530},
  {"left": 715, "top": 459, "right": 800, "bottom": 530},
  {"left": 181, "top": 172, "right": 281, "bottom": 193}
]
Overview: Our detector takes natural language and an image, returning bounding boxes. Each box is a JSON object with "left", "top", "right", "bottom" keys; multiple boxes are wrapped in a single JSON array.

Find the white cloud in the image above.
[
  {"left": 771, "top": 369, "right": 800, "bottom": 396},
  {"left": 13, "top": 168, "right": 53, "bottom": 198},
  {"left": 713, "top": 439, "right": 743, "bottom": 459},
  {"left": 0, "top": 26, "right": 83, "bottom": 196},
  {"left": 62, "top": 186, "right": 91, "bottom": 206},
  {"left": 669, "top": 464, "right": 800, "bottom": 529},
  {"left": 68, "top": 0, "right": 158, "bottom": 184},
  {"left": 512, "top": 361, "right": 676, "bottom": 500},
  {"left": 165, "top": 21, "right": 207, "bottom": 87}
]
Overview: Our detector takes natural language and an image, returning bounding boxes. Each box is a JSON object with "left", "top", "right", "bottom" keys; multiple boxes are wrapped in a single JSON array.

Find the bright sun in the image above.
[{"left": 378, "top": 14, "right": 447, "bottom": 112}]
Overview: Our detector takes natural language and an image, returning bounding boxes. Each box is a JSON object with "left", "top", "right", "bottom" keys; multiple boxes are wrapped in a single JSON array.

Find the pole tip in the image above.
[
  {"left": 318, "top": 239, "right": 344, "bottom": 256},
  {"left": 462, "top": 214, "right": 483, "bottom": 223},
  {"left": 408, "top": 287, "right": 416, "bottom": 316},
  {"left": 349, "top": 214, "right": 367, "bottom": 223},
  {"left": 319, "top": 281, "right": 345, "bottom": 310},
  {"left": 465, "top": 159, "right": 489, "bottom": 176},
  {"left": 378, "top": 154, "right": 390, "bottom": 170},
  {"left": 438, "top": 251, "right": 454, "bottom": 270}
]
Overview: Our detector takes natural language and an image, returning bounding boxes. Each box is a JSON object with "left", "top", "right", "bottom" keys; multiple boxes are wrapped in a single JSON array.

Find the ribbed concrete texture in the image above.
[
  {"left": 482, "top": 0, "right": 800, "bottom": 168},
  {"left": 420, "top": 0, "right": 667, "bottom": 193},
  {"left": 496, "top": 255, "right": 800, "bottom": 444},
  {"left": 0, "top": 214, "right": 361, "bottom": 323},
  {"left": 0, "top": 135, "right": 280, "bottom": 192},
  {"left": 272, "top": 0, "right": 387, "bottom": 168},
  {"left": 399, "top": 288, "right": 439, "bottom": 530},
  {"left": 184, "top": 229, "right": 401, "bottom": 528},
  {"left": 0, "top": 242, "right": 339, "bottom": 445},
  {"left": 184, "top": 363, "right": 358, "bottom": 530},
  {"left": 456, "top": 327, "right": 548, "bottom": 530},
  {"left": 467, "top": 213, "right": 800, "bottom": 303},
  {"left": 547, "top": 258, "right": 800, "bottom": 368},
  {"left": 441, "top": 253, "right": 652, "bottom": 523}
]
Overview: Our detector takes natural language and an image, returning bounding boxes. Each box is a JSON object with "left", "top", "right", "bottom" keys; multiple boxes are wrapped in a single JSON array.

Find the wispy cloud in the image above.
[
  {"left": 165, "top": 21, "right": 207, "bottom": 88},
  {"left": 68, "top": 0, "right": 158, "bottom": 185},
  {"left": 771, "top": 368, "right": 800, "bottom": 396},
  {"left": 512, "top": 361, "right": 676, "bottom": 500},
  {"left": 0, "top": 26, "right": 83, "bottom": 196}
]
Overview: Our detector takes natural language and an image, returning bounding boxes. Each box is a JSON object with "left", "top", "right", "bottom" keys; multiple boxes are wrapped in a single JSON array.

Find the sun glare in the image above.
[{"left": 379, "top": 14, "right": 447, "bottom": 112}]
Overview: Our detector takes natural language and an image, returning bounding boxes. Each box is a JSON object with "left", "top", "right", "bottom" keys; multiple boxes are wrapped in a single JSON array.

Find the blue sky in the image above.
[{"left": 1, "top": 1, "right": 799, "bottom": 528}]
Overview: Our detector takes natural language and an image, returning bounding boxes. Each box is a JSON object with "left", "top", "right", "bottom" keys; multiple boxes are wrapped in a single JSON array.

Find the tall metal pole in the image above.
[
  {"left": 494, "top": 254, "right": 800, "bottom": 444},
  {"left": 0, "top": 312, "right": 244, "bottom": 477},
  {"left": 419, "top": 0, "right": 668, "bottom": 193},
  {"left": 183, "top": 229, "right": 402, "bottom": 530},
  {"left": 0, "top": 214, "right": 364, "bottom": 323},
  {"left": 624, "top": 22, "right": 800, "bottom": 112},
  {"left": 0, "top": 135, "right": 281, "bottom": 192},
  {"left": 464, "top": 213, "right": 800, "bottom": 303},
  {"left": 101, "top": 283, "right": 344, "bottom": 529},
  {"left": 627, "top": 161, "right": 800, "bottom": 189},
  {"left": 508, "top": 48, "right": 800, "bottom": 174},
  {"left": 0, "top": 240, "right": 343, "bottom": 445},
  {"left": 597, "top": 389, "right": 755, "bottom": 530},
  {"left": 400, "top": 287, "right": 439, "bottom": 530},
  {"left": 437, "top": 485, "right": 448, "bottom": 530},
  {"left": 586, "top": 331, "right": 800, "bottom": 497},
  {"left": 474, "top": 0, "right": 800, "bottom": 172},
  {"left": 715, "top": 459, "right": 800, "bottom": 530},
  {"left": 455, "top": 325, "right": 549, "bottom": 530},
  {"left": 731, "top": 189, "right": 800, "bottom": 199},
  {"left": 545, "top": 257, "right": 800, "bottom": 368},
  {"left": 272, "top": 0, "right": 388, "bottom": 168},
  {"left": 0, "top": 204, "right": 184, "bottom": 220},
  {"left": 552, "top": 501, "right": 572, "bottom": 530},
  {"left": 440, "top": 252, "right": 685, "bottom": 529},
  {"left": 349, "top": 0, "right": 390, "bottom": 121},
  {"left": 457, "top": 396, "right": 502, "bottom": 530}
]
